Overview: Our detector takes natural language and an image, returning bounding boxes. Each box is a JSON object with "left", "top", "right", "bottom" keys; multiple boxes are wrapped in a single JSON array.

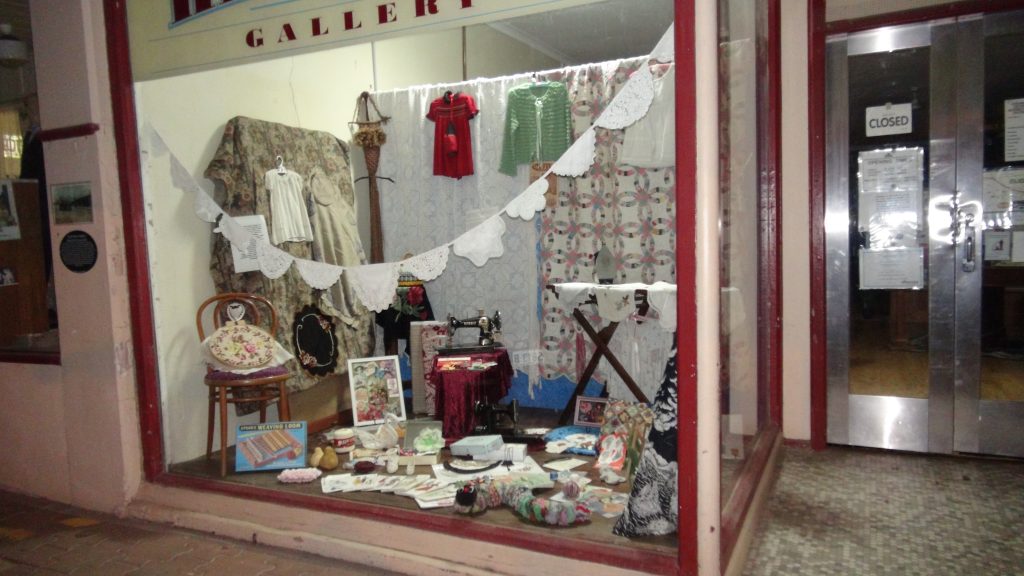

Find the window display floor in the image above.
[{"left": 168, "top": 408, "right": 677, "bottom": 557}]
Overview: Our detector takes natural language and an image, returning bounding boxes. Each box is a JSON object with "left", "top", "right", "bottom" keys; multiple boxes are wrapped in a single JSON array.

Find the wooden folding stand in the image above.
[{"left": 553, "top": 287, "right": 652, "bottom": 424}]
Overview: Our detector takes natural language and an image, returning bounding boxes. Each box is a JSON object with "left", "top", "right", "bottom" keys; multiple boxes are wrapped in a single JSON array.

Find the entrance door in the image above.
[{"left": 826, "top": 10, "right": 1024, "bottom": 457}]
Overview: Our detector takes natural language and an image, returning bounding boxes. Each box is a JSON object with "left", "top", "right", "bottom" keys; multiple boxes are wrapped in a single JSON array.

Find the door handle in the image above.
[{"left": 962, "top": 213, "right": 976, "bottom": 273}]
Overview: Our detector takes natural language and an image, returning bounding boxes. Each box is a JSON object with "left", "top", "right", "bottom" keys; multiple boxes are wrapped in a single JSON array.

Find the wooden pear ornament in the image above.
[{"left": 319, "top": 445, "right": 339, "bottom": 470}]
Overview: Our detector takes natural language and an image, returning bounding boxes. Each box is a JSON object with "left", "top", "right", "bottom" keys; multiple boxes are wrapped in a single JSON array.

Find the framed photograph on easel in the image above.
[
  {"left": 573, "top": 396, "right": 608, "bottom": 427},
  {"left": 348, "top": 355, "right": 406, "bottom": 426}
]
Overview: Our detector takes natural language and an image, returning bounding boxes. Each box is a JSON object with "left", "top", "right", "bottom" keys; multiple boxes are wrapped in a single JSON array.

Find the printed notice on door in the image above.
[
  {"left": 1006, "top": 98, "right": 1024, "bottom": 162},
  {"left": 858, "top": 148, "right": 924, "bottom": 249},
  {"left": 859, "top": 248, "right": 924, "bottom": 290}
]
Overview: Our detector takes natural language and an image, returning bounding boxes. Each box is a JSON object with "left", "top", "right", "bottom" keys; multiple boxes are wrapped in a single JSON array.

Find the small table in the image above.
[{"left": 431, "top": 349, "right": 513, "bottom": 439}]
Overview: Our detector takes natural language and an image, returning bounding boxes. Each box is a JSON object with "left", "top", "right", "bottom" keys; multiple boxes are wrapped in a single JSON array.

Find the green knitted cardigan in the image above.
[{"left": 499, "top": 82, "right": 572, "bottom": 176}]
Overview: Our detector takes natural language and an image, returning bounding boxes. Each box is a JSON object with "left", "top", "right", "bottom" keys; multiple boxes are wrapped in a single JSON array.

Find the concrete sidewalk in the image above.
[{"left": 0, "top": 489, "right": 399, "bottom": 575}]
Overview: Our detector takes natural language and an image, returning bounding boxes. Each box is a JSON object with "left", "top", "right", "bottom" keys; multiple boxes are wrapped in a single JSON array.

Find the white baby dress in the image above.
[{"left": 265, "top": 169, "right": 313, "bottom": 245}]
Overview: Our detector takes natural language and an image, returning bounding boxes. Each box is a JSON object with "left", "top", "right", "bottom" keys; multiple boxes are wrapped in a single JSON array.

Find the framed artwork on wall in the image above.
[{"left": 348, "top": 355, "right": 406, "bottom": 426}]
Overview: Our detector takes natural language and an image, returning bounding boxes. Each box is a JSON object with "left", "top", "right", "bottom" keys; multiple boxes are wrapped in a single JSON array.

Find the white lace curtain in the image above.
[{"left": 371, "top": 56, "right": 675, "bottom": 397}]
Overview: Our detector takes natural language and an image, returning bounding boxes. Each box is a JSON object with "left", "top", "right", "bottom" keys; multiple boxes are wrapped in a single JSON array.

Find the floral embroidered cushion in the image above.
[{"left": 206, "top": 321, "right": 276, "bottom": 369}]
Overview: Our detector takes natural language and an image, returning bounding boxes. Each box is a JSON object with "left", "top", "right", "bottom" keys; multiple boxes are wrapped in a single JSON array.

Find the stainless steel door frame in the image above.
[
  {"left": 826, "top": 19, "right": 959, "bottom": 453},
  {"left": 926, "top": 20, "right": 959, "bottom": 455},
  {"left": 825, "top": 36, "right": 851, "bottom": 446},
  {"left": 827, "top": 11, "right": 1024, "bottom": 457},
  {"left": 952, "top": 16, "right": 984, "bottom": 454},
  {"left": 959, "top": 11, "right": 1024, "bottom": 458}
]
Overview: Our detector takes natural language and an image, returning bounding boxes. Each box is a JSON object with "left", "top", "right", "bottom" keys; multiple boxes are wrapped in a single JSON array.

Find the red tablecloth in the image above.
[{"left": 431, "top": 349, "right": 513, "bottom": 439}]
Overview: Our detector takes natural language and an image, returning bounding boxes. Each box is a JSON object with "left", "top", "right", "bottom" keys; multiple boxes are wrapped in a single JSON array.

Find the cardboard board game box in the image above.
[{"left": 449, "top": 434, "right": 503, "bottom": 457}]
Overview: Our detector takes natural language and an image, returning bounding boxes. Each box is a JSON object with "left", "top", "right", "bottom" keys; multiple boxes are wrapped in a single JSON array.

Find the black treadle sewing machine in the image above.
[{"left": 439, "top": 309, "right": 503, "bottom": 354}]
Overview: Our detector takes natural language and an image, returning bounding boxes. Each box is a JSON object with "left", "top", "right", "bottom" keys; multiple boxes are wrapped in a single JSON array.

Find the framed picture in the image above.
[
  {"left": 573, "top": 396, "right": 608, "bottom": 427},
  {"left": 348, "top": 355, "right": 406, "bottom": 426},
  {"left": 51, "top": 181, "right": 94, "bottom": 225}
]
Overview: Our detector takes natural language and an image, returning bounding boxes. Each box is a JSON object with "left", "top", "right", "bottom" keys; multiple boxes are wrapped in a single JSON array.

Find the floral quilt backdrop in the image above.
[{"left": 540, "top": 60, "right": 676, "bottom": 394}]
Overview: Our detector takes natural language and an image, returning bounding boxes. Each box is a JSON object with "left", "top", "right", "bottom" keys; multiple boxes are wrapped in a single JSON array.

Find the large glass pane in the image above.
[
  {"left": 846, "top": 47, "right": 931, "bottom": 399},
  {"left": 718, "top": 0, "right": 762, "bottom": 504},
  {"left": 981, "top": 26, "right": 1024, "bottom": 402}
]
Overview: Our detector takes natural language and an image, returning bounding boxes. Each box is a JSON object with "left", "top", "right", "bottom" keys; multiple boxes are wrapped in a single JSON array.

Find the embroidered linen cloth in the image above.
[{"left": 551, "top": 282, "right": 677, "bottom": 330}]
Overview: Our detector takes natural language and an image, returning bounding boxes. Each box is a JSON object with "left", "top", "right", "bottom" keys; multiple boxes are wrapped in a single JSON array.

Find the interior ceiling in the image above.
[
  {"left": 0, "top": 0, "right": 31, "bottom": 50},
  {"left": 490, "top": 0, "right": 674, "bottom": 65}
]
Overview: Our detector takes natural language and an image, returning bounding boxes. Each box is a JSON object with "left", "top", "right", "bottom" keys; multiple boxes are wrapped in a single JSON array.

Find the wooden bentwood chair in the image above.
[{"left": 196, "top": 292, "right": 292, "bottom": 477}]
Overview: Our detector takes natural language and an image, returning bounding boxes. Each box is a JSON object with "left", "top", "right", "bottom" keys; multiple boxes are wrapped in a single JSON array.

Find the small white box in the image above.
[
  {"left": 477, "top": 443, "right": 527, "bottom": 463},
  {"left": 449, "top": 434, "right": 504, "bottom": 457}
]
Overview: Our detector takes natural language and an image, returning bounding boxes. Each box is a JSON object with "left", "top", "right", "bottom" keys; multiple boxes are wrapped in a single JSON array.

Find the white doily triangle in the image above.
[
  {"left": 595, "top": 64, "right": 655, "bottom": 130},
  {"left": 551, "top": 128, "right": 596, "bottom": 177},
  {"left": 452, "top": 215, "right": 507, "bottom": 267},
  {"left": 504, "top": 177, "right": 549, "bottom": 221},
  {"left": 294, "top": 258, "right": 344, "bottom": 290}
]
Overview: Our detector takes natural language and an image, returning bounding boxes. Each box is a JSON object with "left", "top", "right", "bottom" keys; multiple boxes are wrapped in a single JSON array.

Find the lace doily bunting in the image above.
[
  {"left": 595, "top": 65, "right": 655, "bottom": 130},
  {"left": 453, "top": 215, "right": 507, "bottom": 267},
  {"left": 551, "top": 128, "right": 596, "bottom": 177},
  {"left": 294, "top": 258, "right": 344, "bottom": 290},
  {"left": 504, "top": 177, "right": 549, "bottom": 221},
  {"left": 650, "top": 23, "right": 675, "bottom": 64},
  {"left": 194, "top": 188, "right": 224, "bottom": 223},
  {"left": 401, "top": 246, "right": 449, "bottom": 282},
  {"left": 255, "top": 240, "right": 294, "bottom": 280}
]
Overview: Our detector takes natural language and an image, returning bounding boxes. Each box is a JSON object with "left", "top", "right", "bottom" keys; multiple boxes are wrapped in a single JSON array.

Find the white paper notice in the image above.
[
  {"left": 984, "top": 230, "right": 1011, "bottom": 262},
  {"left": 858, "top": 149, "right": 924, "bottom": 249},
  {"left": 229, "top": 215, "right": 268, "bottom": 273},
  {"left": 1013, "top": 231, "right": 1024, "bottom": 263},
  {"left": 859, "top": 248, "right": 925, "bottom": 290},
  {"left": 1005, "top": 98, "right": 1024, "bottom": 162}
]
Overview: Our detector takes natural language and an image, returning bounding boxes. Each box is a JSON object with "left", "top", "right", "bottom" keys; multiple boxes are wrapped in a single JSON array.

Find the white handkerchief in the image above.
[
  {"left": 553, "top": 282, "right": 596, "bottom": 307},
  {"left": 347, "top": 262, "right": 400, "bottom": 312},
  {"left": 594, "top": 285, "right": 637, "bottom": 323},
  {"left": 646, "top": 281, "right": 678, "bottom": 332}
]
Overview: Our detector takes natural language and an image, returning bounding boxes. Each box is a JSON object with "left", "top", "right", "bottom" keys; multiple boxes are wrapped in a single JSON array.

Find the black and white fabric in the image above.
[{"left": 613, "top": 340, "right": 678, "bottom": 537}]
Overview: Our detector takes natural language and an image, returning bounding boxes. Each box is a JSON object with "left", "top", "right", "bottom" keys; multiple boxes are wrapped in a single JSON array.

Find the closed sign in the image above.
[{"left": 865, "top": 103, "right": 913, "bottom": 137}]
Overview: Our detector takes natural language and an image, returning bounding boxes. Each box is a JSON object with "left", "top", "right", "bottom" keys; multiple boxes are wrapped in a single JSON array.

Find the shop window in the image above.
[
  {"left": 116, "top": 0, "right": 719, "bottom": 572},
  {"left": 0, "top": 99, "right": 58, "bottom": 362},
  {"left": 717, "top": 0, "right": 781, "bottom": 563}
]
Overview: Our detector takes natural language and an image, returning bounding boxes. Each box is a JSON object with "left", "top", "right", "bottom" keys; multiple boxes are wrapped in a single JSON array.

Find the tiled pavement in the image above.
[
  {"left": 743, "top": 446, "right": 1024, "bottom": 576},
  {"left": 0, "top": 490, "right": 398, "bottom": 575}
]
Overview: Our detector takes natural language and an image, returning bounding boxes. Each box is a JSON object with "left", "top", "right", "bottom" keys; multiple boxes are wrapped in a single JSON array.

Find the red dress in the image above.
[{"left": 426, "top": 92, "right": 478, "bottom": 179}]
